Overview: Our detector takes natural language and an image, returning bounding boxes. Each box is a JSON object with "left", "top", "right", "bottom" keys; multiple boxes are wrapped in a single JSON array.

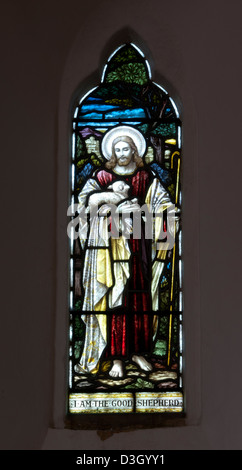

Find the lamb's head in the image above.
[{"left": 108, "top": 181, "right": 130, "bottom": 197}]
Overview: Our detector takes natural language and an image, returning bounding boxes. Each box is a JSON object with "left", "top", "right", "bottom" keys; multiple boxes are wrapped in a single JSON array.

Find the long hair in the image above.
[{"left": 105, "top": 136, "right": 144, "bottom": 170}]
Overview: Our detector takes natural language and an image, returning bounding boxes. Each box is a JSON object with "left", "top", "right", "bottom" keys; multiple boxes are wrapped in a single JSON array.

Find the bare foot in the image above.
[
  {"left": 132, "top": 355, "right": 153, "bottom": 372},
  {"left": 109, "top": 359, "right": 124, "bottom": 378}
]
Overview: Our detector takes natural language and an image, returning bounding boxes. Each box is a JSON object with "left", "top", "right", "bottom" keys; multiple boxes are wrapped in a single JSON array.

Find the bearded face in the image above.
[{"left": 114, "top": 141, "right": 134, "bottom": 166}]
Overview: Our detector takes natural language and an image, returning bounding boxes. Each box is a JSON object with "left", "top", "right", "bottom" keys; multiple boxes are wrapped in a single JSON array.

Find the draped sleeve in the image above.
[{"left": 145, "top": 177, "right": 178, "bottom": 311}]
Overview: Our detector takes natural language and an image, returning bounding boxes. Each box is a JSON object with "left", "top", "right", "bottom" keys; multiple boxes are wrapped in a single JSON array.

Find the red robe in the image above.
[{"left": 96, "top": 168, "right": 153, "bottom": 359}]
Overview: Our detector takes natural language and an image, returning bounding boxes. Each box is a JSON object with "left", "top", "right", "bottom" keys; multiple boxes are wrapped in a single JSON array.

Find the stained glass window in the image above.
[{"left": 67, "top": 43, "right": 183, "bottom": 417}]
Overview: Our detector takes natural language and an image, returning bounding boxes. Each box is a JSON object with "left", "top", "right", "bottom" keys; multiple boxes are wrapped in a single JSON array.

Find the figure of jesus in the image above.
[{"left": 74, "top": 126, "right": 174, "bottom": 379}]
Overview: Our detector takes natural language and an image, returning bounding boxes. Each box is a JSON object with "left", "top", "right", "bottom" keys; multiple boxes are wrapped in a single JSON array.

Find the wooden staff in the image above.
[{"left": 167, "top": 152, "right": 180, "bottom": 367}]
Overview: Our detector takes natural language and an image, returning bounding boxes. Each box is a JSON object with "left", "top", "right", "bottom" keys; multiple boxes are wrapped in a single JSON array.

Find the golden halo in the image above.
[{"left": 101, "top": 125, "right": 147, "bottom": 160}]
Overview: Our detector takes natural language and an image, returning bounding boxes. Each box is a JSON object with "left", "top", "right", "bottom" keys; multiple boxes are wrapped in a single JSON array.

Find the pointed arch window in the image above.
[{"left": 67, "top": 43, "right": 183, "bottom": 418}]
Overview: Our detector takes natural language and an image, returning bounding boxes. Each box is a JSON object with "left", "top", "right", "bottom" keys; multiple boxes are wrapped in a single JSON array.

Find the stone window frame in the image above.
[{"left": 52, "top": 33, "right": 201, "bottom": 432}]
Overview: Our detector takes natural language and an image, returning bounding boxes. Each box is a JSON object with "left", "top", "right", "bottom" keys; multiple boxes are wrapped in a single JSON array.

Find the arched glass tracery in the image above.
[{"left": 67, "top": 43, "right": 183, "bottom": 415}]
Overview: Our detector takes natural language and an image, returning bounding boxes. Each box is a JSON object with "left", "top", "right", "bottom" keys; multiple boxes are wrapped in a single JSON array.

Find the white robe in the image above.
[{"left": 76, "top": 173, "right": 176, "bottom": 373}]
